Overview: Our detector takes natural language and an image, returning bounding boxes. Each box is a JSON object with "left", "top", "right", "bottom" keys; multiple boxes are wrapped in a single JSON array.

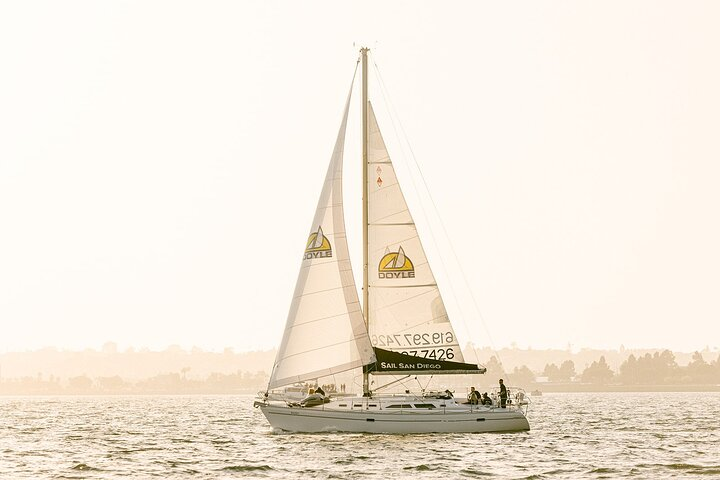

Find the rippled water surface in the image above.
[{"left": 1, "top": 393, "right": 718, "bottom": 478}]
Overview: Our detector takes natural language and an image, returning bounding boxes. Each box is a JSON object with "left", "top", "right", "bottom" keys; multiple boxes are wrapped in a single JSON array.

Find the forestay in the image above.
[{"left": 268, "top": 84, "right": 375, "bottom": 390}]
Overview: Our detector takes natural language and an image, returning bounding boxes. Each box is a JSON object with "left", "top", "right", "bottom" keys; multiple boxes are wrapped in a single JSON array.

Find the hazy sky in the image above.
[{"left": 1, "top": 1, "right": 719, "bottom": 353}]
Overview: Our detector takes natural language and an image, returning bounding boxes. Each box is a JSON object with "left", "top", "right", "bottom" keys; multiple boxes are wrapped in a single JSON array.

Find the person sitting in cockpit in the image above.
[{"left": 299, "top": 388, "right": 325, "bottom": 407}]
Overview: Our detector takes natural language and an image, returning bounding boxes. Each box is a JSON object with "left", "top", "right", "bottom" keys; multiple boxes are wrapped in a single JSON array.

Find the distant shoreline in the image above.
[
  {"left": 528, "top": 384, "right": 720, "bottom": 393},
  {"left": 2, "top": 385, "right": 720, "bottom": 396}
]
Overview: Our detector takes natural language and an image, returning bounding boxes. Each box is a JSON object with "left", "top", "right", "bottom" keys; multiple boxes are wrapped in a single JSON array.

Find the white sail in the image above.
[
  {"left": 269, "top": 88, "right": 375, "bottom": 390},
  {"left": 366, "top": 103, "right": 466, "bottom": 366}
]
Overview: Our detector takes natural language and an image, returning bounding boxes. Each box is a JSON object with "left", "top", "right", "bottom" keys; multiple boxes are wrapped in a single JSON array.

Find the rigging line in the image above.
[
  {"left": 372, "top": 58, "right": 500, "bottom": 368},
  {"left": 416, "top": 374, "right": 434, "bottom": 393}
]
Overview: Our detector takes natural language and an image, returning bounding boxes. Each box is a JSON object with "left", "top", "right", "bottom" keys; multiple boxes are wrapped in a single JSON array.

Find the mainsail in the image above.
[
  {"left": 366, "top": 103, "right": 480, "bottom": 375},
  {"left": 268, "top": 84, "right": 375, "bottom": 390}
]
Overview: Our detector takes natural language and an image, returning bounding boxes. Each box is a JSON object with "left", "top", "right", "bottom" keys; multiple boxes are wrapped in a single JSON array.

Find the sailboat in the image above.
[{"left": 254, "top": 48, "right": 530, "bottom": 433}]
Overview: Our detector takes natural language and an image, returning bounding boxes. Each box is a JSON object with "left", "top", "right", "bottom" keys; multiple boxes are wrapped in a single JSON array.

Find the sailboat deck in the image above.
[{"left": 267, "top": 394, "right": 526, "bottom": 414}]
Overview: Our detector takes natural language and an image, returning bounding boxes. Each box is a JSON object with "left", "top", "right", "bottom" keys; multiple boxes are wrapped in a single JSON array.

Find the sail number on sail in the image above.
[
  {"left": 402, "top": 348, "right": 454, "bottom": 360},
  {"left": 371, "top": 332, "right": 454, "bottom": 347},
  {"left": 370, "top": 332, "right": 456, "bottom": 360}
]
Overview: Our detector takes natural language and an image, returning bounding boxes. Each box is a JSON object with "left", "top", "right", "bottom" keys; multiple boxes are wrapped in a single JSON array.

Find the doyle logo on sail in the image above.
[
  {"left": 378, "top": 246, "right": 415, "bottom": 279},
  {"left": 304, "top": 226, "right": 332, "bottom": 260}
]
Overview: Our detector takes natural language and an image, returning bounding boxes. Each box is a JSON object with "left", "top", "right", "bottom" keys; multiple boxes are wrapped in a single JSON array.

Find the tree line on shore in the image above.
[
  {"left": 1, "top": 347, "right": 718, "bottom": 395},
  {"left": 0, "top": 370, "right": 269, "bottom": 395},
  {"left": 499, "top": 350, "right": 720, "bottom": 386}
]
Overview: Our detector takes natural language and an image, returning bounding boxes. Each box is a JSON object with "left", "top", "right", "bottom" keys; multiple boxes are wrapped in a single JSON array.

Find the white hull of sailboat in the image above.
[{"left": 258, "top": 403, "right": 529, "bottom": 434}]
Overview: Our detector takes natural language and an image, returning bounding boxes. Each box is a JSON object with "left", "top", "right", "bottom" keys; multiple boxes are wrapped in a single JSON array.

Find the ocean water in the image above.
[{"left": 1, "top": 392, "right": 718, "bottom": 479}]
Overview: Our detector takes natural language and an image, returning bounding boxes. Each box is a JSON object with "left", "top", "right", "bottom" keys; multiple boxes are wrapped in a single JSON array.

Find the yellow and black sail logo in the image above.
[
  {"left": 304, "top": 226, "right": 332, "bottom": 260},
  {"left": 378, "top": 246, "right": 415, "bottom": 279}
]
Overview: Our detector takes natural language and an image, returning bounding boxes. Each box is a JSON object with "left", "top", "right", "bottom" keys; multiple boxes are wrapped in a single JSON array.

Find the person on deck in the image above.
[
  {"left": 300, "top": 388, "right": 325, "bottom": 407},
  {"left": 468, "top": 387, "right": 480, "bottom": 405},
  {"left": 481, "top": 392, "right": 492, "bottom": 406},
  {"left": 499, "top": 379, "right": 508, "bottom": 408},
  {"left": 315, "top": 385, "right": 325, "bottom": 397}
]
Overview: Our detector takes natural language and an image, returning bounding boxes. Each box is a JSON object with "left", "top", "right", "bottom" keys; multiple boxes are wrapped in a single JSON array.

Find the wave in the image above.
[
  {"left": 635, "top": 463, "right": 720, "bottom": 475},
  {"left": 664, "top": 463, "right": 720, "bottom": 474},
  {"left": 589, "top": 467, "right": 618, "bottom": 474},
  {"left": 211, "top": 418, "right": 244, "bottom": 423},
  {"left": 221, "top": 465, "right": 273, "bottom": 472},
  {"left": 71, "top": 463, "right": 101, "bottom": 471},
  {"left": 115, "top": 447, "right": 164, "bottom": 454},
  {"left": 171, "top": 437, "right": 196, "bottom": 443},
  {"left": 403, "top": 464, "right": 433, "bottom": 471},
  {"left": 459, "top": 468, "right": 492, "bottom": 477}
]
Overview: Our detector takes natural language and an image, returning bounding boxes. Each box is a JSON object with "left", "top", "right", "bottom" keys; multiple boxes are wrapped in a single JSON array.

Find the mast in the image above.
[{"left": 361, "top": 47, "right": 370, "bottom": 396}]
